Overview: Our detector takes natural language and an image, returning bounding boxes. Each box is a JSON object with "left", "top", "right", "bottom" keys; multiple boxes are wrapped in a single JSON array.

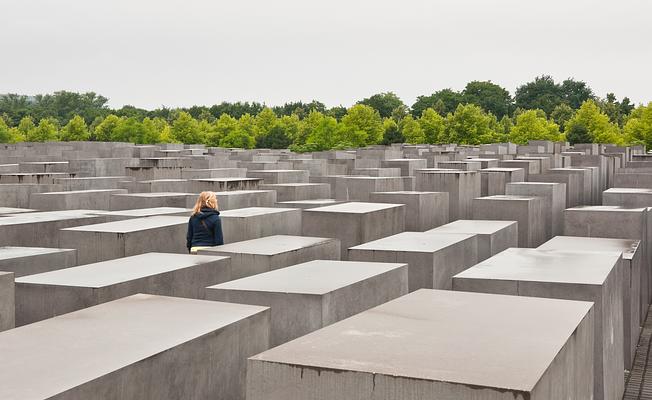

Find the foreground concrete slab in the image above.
[
  {"left": 539, "top": 236, "right": 642, "bottom": 369},
  {"left": 60, "top": 216, "right": 188, "bottom": 264},
  {"left": 349, "top": 231, "right": 477, "bottom": 291},
  {"left": 15, "top": 252, "right": 231, "bottom": 325},
  {"left": 198, "top": 235, "right": 340, "bottom": 279},
  {"left": 0, "top": 271, "right": 14, "bottom": 332},
  {"left": 0, "top": 246, "right": 77, "bottom": 277},
  {"left": 247, "top": 289, "right": 594, "bottom": 400},
  {"left": 220, "top": 207, "right": 302, "bottom": 243},
  {"left": 426, "top": 219, "right": 517, "bottom": 261},
  {"left": 302, "top": 202, "right": 405, "bottom": 259},
  {"left": 453, "top": 248, "right": 623, "bottom": 400},
  {"left": 472, "top": 195, "right": 545, "bottom": 247},
  {"left": 207, "top": 260, "right": 407, "bottom": 346},
  {"left": 0, "top": 294, "right": 269, "bottom": 400}
]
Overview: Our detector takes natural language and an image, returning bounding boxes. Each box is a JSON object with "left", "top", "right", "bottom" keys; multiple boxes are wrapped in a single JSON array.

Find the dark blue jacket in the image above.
[{"left": 186, "top": 208, "right": 224, "bottom": 250}]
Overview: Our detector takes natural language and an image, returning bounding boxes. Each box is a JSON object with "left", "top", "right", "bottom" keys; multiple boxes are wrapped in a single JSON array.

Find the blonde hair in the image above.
[{"left": 192, "top": 191, "right": 218, "bottom": 215}]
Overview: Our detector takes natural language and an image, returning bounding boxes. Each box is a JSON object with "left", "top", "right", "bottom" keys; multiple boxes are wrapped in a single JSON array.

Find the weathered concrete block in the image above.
[
  {"left": 0, "top": 271, "right": 14, "bottom": 332},
  {"left": 100, "top": 207, "right": 191, "bottom": 221},
  {"left": 60, "top": 216, "right": 189, "bottom": 264},
  {"left": 302, "top": 202, "right": 405, "bottom": 259},
  {"left": 109, "top": 192, "right": 196, "bottom": 210},
  {"left": 505, "top": 181, "right": 566, "bottom": 237},
  {"left": 0, "top": 183, "right": 64, "bottom": 208},
  {"left": 15, "top": 252, "right": 231, "bottom": 325},
  {"left": 54, "top": 176, "right": 133, "bottom": 190},
  {"left": 220, "top": 207, "right": 302, "bottom": 243},
  {"left": 247, "top": 289, "right": 594, "bottom": 400},
  {"left": 498, "top": 159, "right": 539, "bottom": 179},
  {"left": 479, "top": 167, "right": 525, "bottom": 196},
  {"left": 528, "top": 172, "right": 581, "bottom": 207},
  {"left": 453, "top": 248, "right": 623, "bottom": 400},
  {"left": 335, "top": 176, "right": 404, "bottom": 201},
  {"left": 29, "top": 189, "right": 128, "bottom": 211},
  {"left": 119, "top": 179, "right": 189, "bottom": 193},
  {"left": 260, "top": 183, "right": 330, "bottom": 201},
  {"left": 369, "top": 191, "right": 449, "bottom": 231},
  {"left": 207, "top": 260, "right": 407, "bottom": 346},
  {"left": 247, "top": 169, "right": 309, "bottom": 184},
  {"left": 349, "top": 231, "right": 477, "bottom": 291},
  {"left": 472, "top": 195, "right": 545, "bottom": 247},
  {"left": 198, "top": 235, "right": 340, "bottom": 279},
  {"left": 380, "top": 158, "right": 427, "bottom": 176},
  {"left": 215, "top": 189, "right": 277, "bottom": 210},
  {"left": 351, "top": 167, "right": 401, "bottom": 177},
  {"left": 275, "top": 199, "right": 344, "bottom": 209},
  {"left": 426, "top": 219, "right": 517, "bottom": 262},
  {"left": 190, "top": 177, "right": 261, "bottom": 192},
  {"left": 603, "top": 188, "right": 652, "bottom": 208},
  {"left": 415, "top": 170, "right": 480, "bottom": 220},
  {"left": 0, "top": 246, "right": 77, "bottom": 277},
  {"left": 539, "top": 236, "right": 642, "bottom": 369},
  {"left": 0, "top": 294, "right": 269, "bottom": 400}
]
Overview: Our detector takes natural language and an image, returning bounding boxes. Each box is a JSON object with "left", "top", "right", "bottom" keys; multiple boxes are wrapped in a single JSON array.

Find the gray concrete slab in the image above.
[
  {"left": 453, "top": 248, "right": 623, "bottom": 400},
  {"left": 603, "top": 188, "right": 652, "bottom": 208},
  {"left": 334, "top": 176, "right": 404, "bottom": 201},
  {"left": 0, "top": 271, "right": 14, "bottom": 332},
  {"left": 29, "top": 189, "right": 128, "bottom": 211},
  {"left": 98, "top": 207, "right": 191, "bottom": 221},
  {"left": 472, "top": 195, "right": 545, "bottom": 247},
  {"left": 479, "top": 167, "right": 525, "bottom": 196},
  {"left": 198, "top": 235, "right": 340, "bottom": 279},
  {"left": 215, "top": 189, "right": 277, "bottom": 210},
  {"left": 207, "top": 260, "right": 407, "bottom": 346},
  {"left": 505, "top": 181, "right": 566, "bottom": 237},
  {"left": 247, "top": 169, "right": 309, "bottom": 184},
  {"left": 247, "top": 289, "right": 594, "bottom": 400},
  {"left": 59, "top": 216, "right": 189, "bottom": 264},
  {"left": 302, "top": 202, "right": 406, "bottom": 259},
  {"left": 415, "top": 170, "right": 480, "bottom": 220},
  {"left": 0, "top": 207, "right": 36, "bottom": 215},
  {"left": 425, "top": 219, "right": 517, "bottom": 262},
  {"left": 15, "top": 252, "right": 231, "bottom": 325},
  {"left": 109, "top": 192, "right": 196, "bottom": 210},
  {"left": 260, "top": 183, "right": 330, "bottom": 201},
  {"left": 0, "top": 246, "right": 77, "bottom": 277},
  {"left": 220, "top": 207, "right": 302, "bottom": 243},
  {"left": 369, "top": 191, "right": 449, "bottom": 231},
  {"left": 349, "top": 231, "right": 477, "bottom": 291},
  {"left": 275, "top": 199, "right": 345, "bottom": 209},
  {"left": 0, "top": 294, "right": 269, "bottom": 400}
]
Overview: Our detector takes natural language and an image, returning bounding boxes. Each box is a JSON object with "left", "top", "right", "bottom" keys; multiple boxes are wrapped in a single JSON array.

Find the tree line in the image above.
[{"left": 1, "top": 75, "right": 651, "bottom": 150}]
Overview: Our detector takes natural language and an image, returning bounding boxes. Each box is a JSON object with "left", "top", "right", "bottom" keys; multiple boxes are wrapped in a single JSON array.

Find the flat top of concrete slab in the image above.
[
  {"left": 198, "top": 235, "right": 335, "bottom": 256},
  {"left": 0, "top": 246, "right": 75, "bottom": 260},
  {"left": 0, "top": 294, "right": 267, "bottom": 400},
  {"left": 260, "top": 183, "right": 326, "bottom": 187},
  {"left": 305, "top": 202, "right": 404, "bottom": 214},
  {"left": 566, "top": 205, "right": 646, "bottom": 212},
  {"left": 538, "top": 236, "right": 638, "bottom": 260},
  {"left": 605, "top": 188, "right": 652, "bottom": 194},
  {"left": 16, "top": 252, "right": 228, "bottom": 288},
  {"left": 220, "top": 207, "right": 297, "bottom": 217},
  {"left": 454, "top": 248, "right": 620, "bottom": 285},
  {"left": 350, "top": 231, "right": 475, "bottom": 253},
  {"left": 480, "top": 167, "right": 524, "bottom": 172},
  {"left": 61, "top": 215, "right": 188, "bottom": 233},
  {"left": 137, "top": 179, "right": 187, "bottom": 183},
  {"left": 0, "top": 207, "right": 35, "bottom": 214},
  {"left": 371, "top": 191, "right": 441, "bottom": 196},
  {"left": 100, "top": 207, "right": 191, "bottom": 217},
  {"left": 506, "top": 181, "right": 562, "bottom": 186},
  {"left": 192, "top": 177, "right": 260, "bottom": 182},
  {"left": 32, "top": 189, "right": 124, "bottom": 195},
  {"left": 415, "top": 169, "right": 476, "bottom": 174},
  {"left": 427, "top": 220, "right": 516, "bottom": 235},
  {"left": 248, "top": 169, "right": 303, "bottom": 173},
  {"left": 250, "top": 289, "right": 593, "bottom": 392},
  {"left": 111, "top": 192, "right": 194, "bottom": 198},
  {"left": 277, "top": 199, "right": 340, "bottom": 205},
  {"left": 475, "top": 195, "right": 537, "bottom": 201},
  {"left": 53, "top": 176, "right": 130, "bottom": 181},
  {"left": 208, "top": 259, "right": 405, "bottom": 295},
  {"left": 0, "top": 210, "right": 106, "bottom": 225}
]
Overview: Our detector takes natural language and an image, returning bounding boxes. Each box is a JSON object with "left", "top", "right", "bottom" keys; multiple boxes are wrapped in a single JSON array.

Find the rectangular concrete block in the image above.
[
  {"left": 59, "top": 216, "right": 189, "bottom": 264},
  {"left": 426, "top": 219, "right": 518, "bottom": 262},
  {"left": 15, "top": 252, "right": 231, "bottom": 325},
  {"left": 505, "top": 181, "right": 566, "bottom": 237},
  {"left": 246, "top": 289, "right": 594, "bottom": 400},
  {"left": 29, "top": 189, "right": 128, "bottom": 211},
  {"left": 453, "top": 248, "right": 623, "bottom": 400},
  {"left": 275, "top": 199, "right": 345, "bottom": 209},
  {"left": 335, "top": 176, "right": 404, "bottom": 201},
  {"left": 528, "top": 172, "right": 581, "bottom": 207},
  {"left": 207, "top": 260, "right": 407, "bottom": 346},
  {"left": 0, "top": 246, "right": 77, "bottom": 277},
  {"left": 247, "top": 169, "right": 309, "bottom": 184},
  {"left": 0, "top": 294, "right": 269, "bottom": 400},
  {"left": 220, "top": 207, "right": 302, "bottom": 243},
  {"left": 109, "top": 192, "right": 196, "bottom": 210},
  {"left": 472, "top": 195, "right": 546, "bottom": 247},
  {"left": 369, "top": 191, "right": 449, "bottom": 231},
  {"left": 0, "top": 271, "right": 14, "bottom": 332},
  {"left": 380, "top": 158, "right": 427, "bottom": 176},
  {"left": 100, "top": 207, "right": 191, "bottom": 221},
  {"left": 260, "top": 183, "right": 330, "bottom": 201},
  {"left": 120, "top": 179, "right": 189, "bottom": 193},
  {"left": 190, "top": 177, "right": 262, "bottom": 192},
  {"left": 198, "top": 235, "right": 340, "bottom": 279},
  {"left": 349, "top": 231, "right": 477, "bottom": 291},
  {"left": 415, "top": 170, "right": 480, "bottom": 220},
  {"left": 215, "top": 189, "right": 277, "bottom": 210},
  {"left": 479, "top": 167, "right": 525, "bottom": 196},
  {"left": 538, "top": 236, "right": 642, "bottom": 369},
  {"left": 302, "top": 202, "right": 406, "bottom": 259},
  {"left": 603, "top": 188, "right": 652, "bottom": 208}
]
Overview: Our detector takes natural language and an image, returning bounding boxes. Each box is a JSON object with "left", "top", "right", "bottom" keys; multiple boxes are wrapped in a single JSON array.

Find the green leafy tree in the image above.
[
  {"left": 462, "top": 81, "right": 512, "bottom": 118},
  {"left": 219, "top": 130, "right": 255, "bottom": 149},
  {"left": 139, "top": 118, "right": 163, "bottom": 144},
  {"left": 59, "top": 115, "right": 90, "bottom": 141},
  {"left": 340, "top": 104, "right": 384, "bottom": 146},
  {"left": 508, "top": 110, "right": 563, "bottom": 144},
  {"left": 278, "top": 115, "right": 302, "bottom": 143},
  {"left": 550, "top": 103, "right": 575, "bottom": 131},
  {"left": 566, "top": 123, "right": 591, "bottom": 145},
  {"left": 207, "top": 114, "right": 238, "bottom": 147},
  {"left": 418, "top": 108, "right": 446, "bottom": 144},
  {"left": 27, "top": 118, "right": 59, "bottom": 142},
  {"left": 254, "top": 108, "right": 278, "bottom": 137},
  {"left": 358, "top": 92, "right": 406, "bottom": 119},
  {"left": 17, "top": 116, "right": 36, "bottom": 137},
  {"left": 560, "top": 79, "right": 594, "bottom": 109},
  {"left": 514, "top": 75, "right": 563, "bottom": 115},
  {"left": 565, "top": 100, "right": 623, "bottom": 144},
  {"left": 411, "top": 89, "right": 463, "bottom": 117},
  {"left": 112, "top": 117, "right": 142, "bottom": 143},
  {"left": 94, "top": 115, "right": 122, "bottom": 142},
  {"left": 499, "top": 115, "right": 514, "bottom": 135},
  {"left": 238, "top": 114, "right": 257, "bottom": 137},
  {"left": 256, "top": 124, "right": 292, "bottom": 149},
  {"left": 443, "top": 104, "right": 501, "bottom": 145},
  {"left": 305, "top": 112, "right": 345, "bottom": 150},
  {"left": 0, "top": 117, "right": 13, "bottom": 143},
  {"left": 399, "top": 115, "right": 424, "bottom": 144},
  {"left": 171, "top": 111, "right": 203, "bottom": 144},
  {"left": 381, "top": 119, "right": 404, "bottom": 145},
  {"left": 624, "top": 102, "right": 652, "bottom": 149}
]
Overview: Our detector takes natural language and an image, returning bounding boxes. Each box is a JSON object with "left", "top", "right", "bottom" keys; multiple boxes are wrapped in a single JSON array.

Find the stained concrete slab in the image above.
[
  {"left": 472, "top": 195, "right": 545, "bottom": 247},
  {"left": 425, "top": 219, "right": 517, "bottom": 261},
  {"left": 369, "top": 191, "right": 449, "bottom": 231},
  {"left": 0, "top": 271, "right": 14, "bottom": 332},
  {"left": 505, "top": 181, "right": 566, "bottom": 237},
  {"left": 220, "top": 207, "right": 302, "bottom": 243},
  {"left": 302, "top": 202, "right": 405, "bottom": 259},
  {"left": 0, "top": 294, "right": 269, "bottom": 400},
  {"left": 15, "top": 252, "right": 231, "bottom": 325},
  {"left": 59, "top": 216, "right": 189, "bottom": 263},
  {"left": 349, "top": 231, "right": 477, "bottom": 291},
  {"left": 198, "top": 235, "right": 340, "bottom": 279},
  {"left": 247, "top": 289, "right": 594, "bottom": 400},
  {"left": 207, "top": 260, "right": 407, "bottom": 346},
  {"left": 0, "top": 246, "right": 77, "bottom": 277},
  {"left": 415, "top": 170, "right": 480, "bottom": 220},
  {"left": 453, "top": 248, "right": 623, "bottom": 400}
]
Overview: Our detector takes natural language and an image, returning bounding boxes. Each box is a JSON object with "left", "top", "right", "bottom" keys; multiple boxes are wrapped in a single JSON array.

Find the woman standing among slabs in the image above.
[{"left": 186, "top": 191, "right": 224, "bottom": 253}]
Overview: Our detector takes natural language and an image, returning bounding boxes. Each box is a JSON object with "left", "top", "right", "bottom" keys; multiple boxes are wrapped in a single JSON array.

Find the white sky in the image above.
[{"left": 1, "top": 0, "right": 650, "bottom": 109}]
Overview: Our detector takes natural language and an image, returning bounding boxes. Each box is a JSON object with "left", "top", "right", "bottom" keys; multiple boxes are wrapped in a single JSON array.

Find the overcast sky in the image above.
[{"left": 1, "top": 0, "right": 650, "bottom": 109}]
